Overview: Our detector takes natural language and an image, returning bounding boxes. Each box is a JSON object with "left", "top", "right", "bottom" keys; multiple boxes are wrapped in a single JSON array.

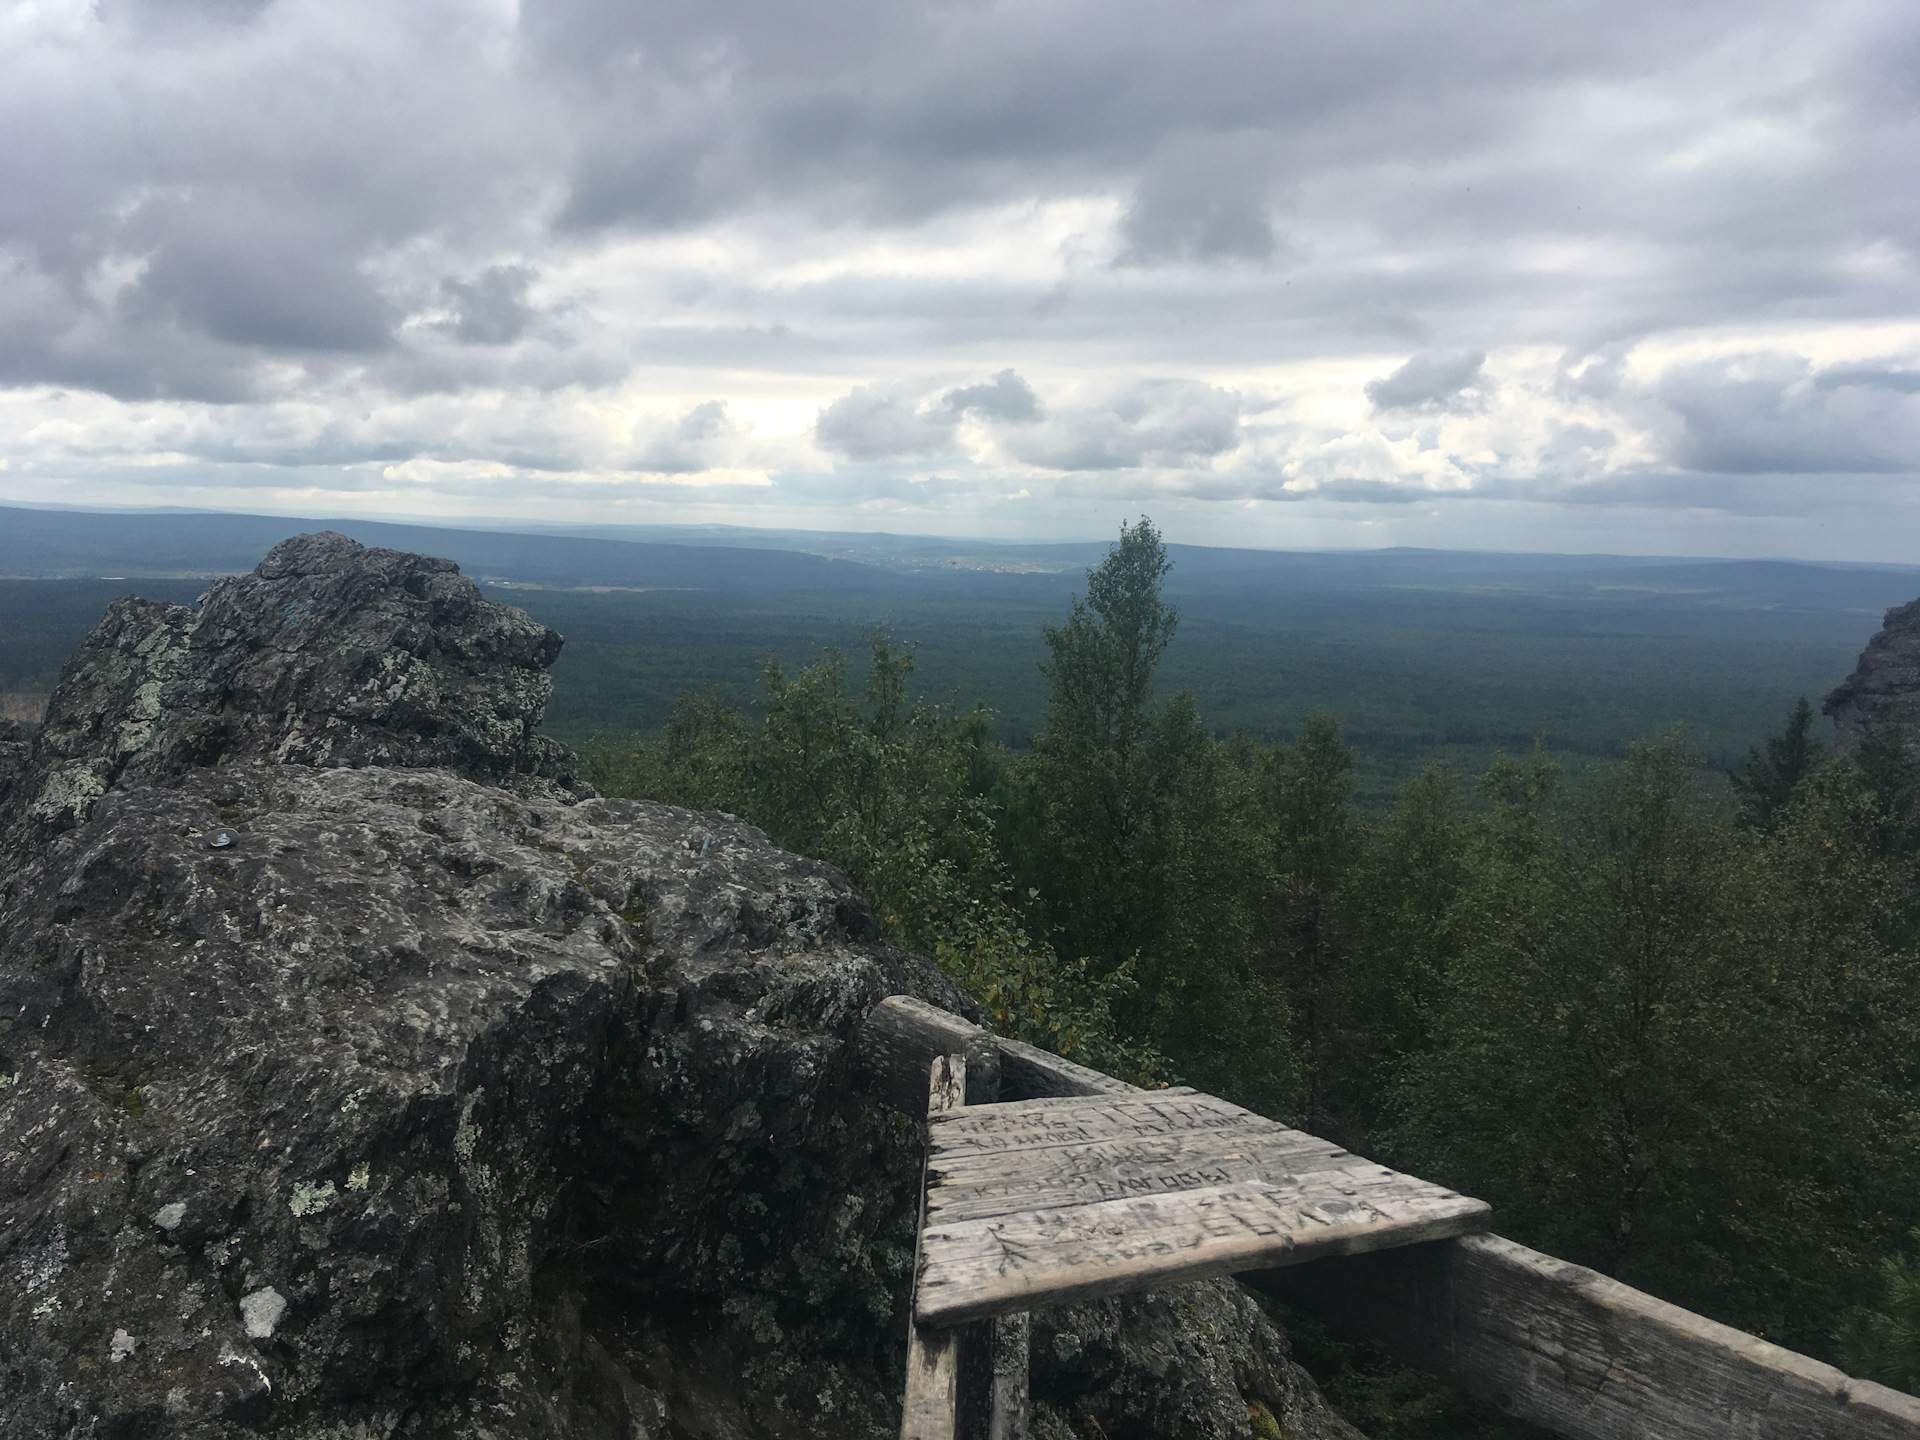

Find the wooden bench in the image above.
[
  {"left": 899, "top": 1048, "right": 1488, "bottom": 1438},
  {"left": 872, "top": 996, "right": 1920, "bottom": 1440}
]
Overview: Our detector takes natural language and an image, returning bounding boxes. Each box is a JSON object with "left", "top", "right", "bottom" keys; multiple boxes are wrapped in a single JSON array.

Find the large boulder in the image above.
[
  {"left": 1826, "top": 595, "right": 1920, "bottom": 764},
  {"left": 0, "top": 536, "right": 1360, "bottom": 1440},
  {"left": 11, "top": 531, "right": 575, "bottom": 844}
]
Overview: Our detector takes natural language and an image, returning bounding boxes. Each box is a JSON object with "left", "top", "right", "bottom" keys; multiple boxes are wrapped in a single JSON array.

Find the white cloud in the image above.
[{"left": 0, "top": 0, "right": 1917, "bottom": 557}]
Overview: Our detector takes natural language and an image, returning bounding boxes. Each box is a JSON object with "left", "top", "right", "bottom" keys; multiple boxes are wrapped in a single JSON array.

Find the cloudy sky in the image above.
[{"left": 3, "top": 0, "right": 1919, "bottom": 559}]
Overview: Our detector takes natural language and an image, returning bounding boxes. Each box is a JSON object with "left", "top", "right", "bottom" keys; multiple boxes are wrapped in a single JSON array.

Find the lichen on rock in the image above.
[{"left": 0, "top": 534, "right": 1363, "bottom": 1439}]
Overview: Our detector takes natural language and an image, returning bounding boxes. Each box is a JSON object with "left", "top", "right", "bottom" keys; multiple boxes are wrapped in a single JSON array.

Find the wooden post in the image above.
[
  {"left": 986, "top": 1311, "right": 1031, "bottom": 1440},
  {"left": 900, "top": 1047, "right": 1033, "bottom": 1440},
  {"left": 957, "top": 1037, "right": 1028, "bottom": 1440},
  {"left": 861, "top": 998, "right": 989, "bottom": 1115},
  {"left": 902, "top": 1054, "right": 970, "bottom": 1440}
]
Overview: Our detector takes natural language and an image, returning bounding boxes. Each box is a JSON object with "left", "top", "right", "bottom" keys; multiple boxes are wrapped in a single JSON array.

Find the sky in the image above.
[{"left": 2, "top": 0, "right": 1919, "bottom": 559}]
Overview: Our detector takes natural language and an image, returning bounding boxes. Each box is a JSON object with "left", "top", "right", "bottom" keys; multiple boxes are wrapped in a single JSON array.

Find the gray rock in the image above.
[
  {"left": 1827, "top": 595, "right": 1920, "bottom": 765},
  {"left": 9, "top": 531, "right": 575, "bottom": 846},
  {"left": 0, "top": 718, "right": 30, "bottom": 814},
  {"left": 0, "top": 536, "right": 1362, "bottom": 1439},
  {"left": 241, "top": 1289, "right": 287, "bottom": 1342}
]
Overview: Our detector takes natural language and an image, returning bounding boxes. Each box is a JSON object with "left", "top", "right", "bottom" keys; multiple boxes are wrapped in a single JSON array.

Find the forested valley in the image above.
[{"left": 583, "top": 518, "right": 1920, "bottom": 1437}]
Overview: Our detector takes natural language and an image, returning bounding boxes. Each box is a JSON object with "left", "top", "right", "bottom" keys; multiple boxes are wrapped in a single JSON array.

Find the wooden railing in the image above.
[{"left": 861, "top": 995, "right": 1920, "bottom": 1440}]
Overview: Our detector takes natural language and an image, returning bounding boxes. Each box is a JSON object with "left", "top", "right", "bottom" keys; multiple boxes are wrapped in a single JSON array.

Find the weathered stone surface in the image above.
[
  {"left": 0, "top": 537, "right": 1362, "bottom": 1439},
  {"left": 11, "top": 531, "right": 574, "bottom": 845},
  {"left": 1826, "top": 595, "right": 1920, "bottom": 763},
  {"left": 1032, "top": 1285, "right": 1361, "bottom": 1440},
  {"left": 0, "top": 718, "right": 30, "bottom": 812}
]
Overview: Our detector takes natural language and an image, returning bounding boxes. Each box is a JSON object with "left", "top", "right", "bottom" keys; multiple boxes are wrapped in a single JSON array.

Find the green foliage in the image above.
[
  {"left": 1730, "top": 696, "right": 1824, "bottom": 829},
  {"left": 1387, "top": 735, "right": 1920, "bottom": 1349},
  {"left": 1022, "top": 516, "right": 1185, "bottom": 976},
  {"left": 578, "top": 514, "right": 1920, "bottom": 1408},
  {"left": 1276, "top": 1305, "right": 1539, "bottom": 1440},
  {"left": 585, "top": 634, "right": 1161, "bottom": 1081},
  {"left": 1337, "top": 765, "right": 1474, "bottom": 1135},
  {"left": 1014, "top": 519, "right": 1302, "bottom": 1114},
  {"left": 1253, "top": 715, "right": 1363, "bottom": 1132},
  {"left": 491, "top": 551, "right": 1884, "bottom": 812},
  {"left": 1841, "top": 1228, "right": 1920, "bottom": 1393}
]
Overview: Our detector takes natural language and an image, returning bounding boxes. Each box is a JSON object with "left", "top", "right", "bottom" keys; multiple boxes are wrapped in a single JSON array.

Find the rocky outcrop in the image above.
[
  {"left": 1826, "top": 595, "right": 1920, "bottom": 763},
  {"left": 0, "top": 535, "right": 1359, "bottom": 1439},
  {"left": 10, "top": 531, "right": 574, "bottom": 845}
]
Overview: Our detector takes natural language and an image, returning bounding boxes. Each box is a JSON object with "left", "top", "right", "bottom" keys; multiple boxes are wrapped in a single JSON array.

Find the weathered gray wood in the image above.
[
  {"left": 857, "top": 994, "right": 1192, "bottom": 1108},
  {"left": 997, "top": 1035, "right": 1137, "bottom": 1098},
  {"left": 927, "top": 1093, "right": 1266, "bottom": 1157},
  {"left": 987, "top": 1311, "right": 1030, "bottom": 1440},
  {"left": 902, "top": 1053, "right": 970, "bottom": 1439},
  {"left": 917, "top": 1179, "right": 1490, "bottom": 1327},
  {"left": 1260, "top": 1231, "right": 1920, "bottom": 1440},
  {"left": 902, "top": 1321, "right": 962, "bottom": 1440},
  {"left": 863, "top": 997, "right": 990, "bottom": 1116},
  {"left": 928, "top": 1136, "right": 1381, "bottom": 1225},
  {"left": 938, "top": 1087, "right": 1200, "bottom": 1119},
  {"left": 951, "top": 1045, "right": 1015, "bottom": 1440}
]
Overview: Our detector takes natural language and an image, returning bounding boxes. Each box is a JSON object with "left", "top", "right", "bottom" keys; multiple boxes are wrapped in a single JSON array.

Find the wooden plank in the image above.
[
  {"left": 902, "top": 1324, "right": 962, "bottom": 1440},
  {"left": 902, "top": 1053, "right": 969, "bottom": 1440},
  {"left": 931, "top": 1118, "right": 1337, "bottom": 1183},
  {"left": 939, "top": 1087, "right": 1199, "bottom": 1119},
  {"left": 927, "top": 1093, "right": 1266, "bottom": 1158},
  {"left": 1259, "top": 1232, "right": 1920, "bottom": 1440},
  {"left": 932, "top": 1157, "right": 1450, "bottom": 1233},
  {"left": 987, "top": 1311, "right": 1029, "bottom": 1440},
  {"left": 863, "top": 997, "right": 989, "bottom": 1116},
  {"left": 916, "top": 1179, "right": 1490, "bottom": 1328},
  {"left": 856, "top": 994, "right": 1195, "bottom": 1107},
  {"left": 997, "top": 1035, "right": 1136, "bottom": 1098},
  {"left": 928, "top": 1134, "right": 1376, "bottom": 1225}
]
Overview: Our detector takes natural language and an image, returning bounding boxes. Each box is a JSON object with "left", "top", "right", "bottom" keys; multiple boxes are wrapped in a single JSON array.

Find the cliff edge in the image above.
[
  {"left": 0, "top": 535, "right": 1358, "bottom": 1439},
  {"left": 1826, "top": 594, "right": 1920, "bottom": 763}
]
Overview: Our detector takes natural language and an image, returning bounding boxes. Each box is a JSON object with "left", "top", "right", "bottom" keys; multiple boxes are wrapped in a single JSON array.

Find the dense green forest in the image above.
[
  {"left": 582, "top": 519, "right": 1920, "bottom": 1436},
  {"left": 518, "top": 581, "right": 1861, "bottom": 806},
  {"left": 7, "top": 504, "right": 1917, "bottom": 810}
]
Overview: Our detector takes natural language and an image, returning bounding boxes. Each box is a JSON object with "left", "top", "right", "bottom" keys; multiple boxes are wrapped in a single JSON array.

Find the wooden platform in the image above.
[{"left": 914, "top": 1089, "right": 1489, "bottom": 1327}]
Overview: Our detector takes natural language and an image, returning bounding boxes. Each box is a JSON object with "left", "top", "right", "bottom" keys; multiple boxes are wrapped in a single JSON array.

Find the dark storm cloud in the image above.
[
  {"left": 1117, "top": 133, "right": 1282, "bottom": 266},
  {"left": 940, "top": 370, "right": 1041, "bottom": 423},
  {"left": 95, "top": 0, "right": 275, "bottom": 30},
  {"left": 1367, "top": 351, "right": 1488, "bottom": 413},
  {"left": 11, "top": 0, "right": 1919, "bottom": 383},
  {"left": 119, "top": 195, "right": 396, "bottom": 354},
  {"left": 437, "top": 265, "right": 541, "bottom": 347},
  {"left": 1656, "top": 354, "right": 1920, "bottom": 475}
]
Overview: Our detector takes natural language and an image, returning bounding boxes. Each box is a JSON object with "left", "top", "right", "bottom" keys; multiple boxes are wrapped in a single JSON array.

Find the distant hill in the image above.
[
  {"left": 5, "top": 505, "right": 1916, "bottom": 621},
  {"left": 0, "top": 505, "right": 903, "bottom": 595},
  {"left": 3, "top": 503, "right": 1918, "bottom": 804}
]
